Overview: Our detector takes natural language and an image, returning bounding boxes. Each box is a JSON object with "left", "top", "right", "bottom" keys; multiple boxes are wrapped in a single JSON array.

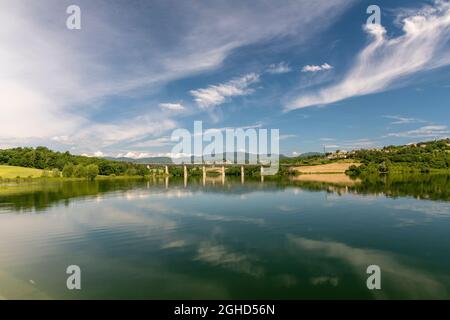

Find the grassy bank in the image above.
[
  {"left": 0, "top": 165, "right": 151, "bottom": 184},
  {"left": 0, "top": 165, "right": 44, "bottom": 179}
]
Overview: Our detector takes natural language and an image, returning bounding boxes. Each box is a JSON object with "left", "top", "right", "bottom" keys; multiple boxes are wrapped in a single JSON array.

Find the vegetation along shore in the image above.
[{"left": 0, "top": 139, "right": 449, "bottom": 183}]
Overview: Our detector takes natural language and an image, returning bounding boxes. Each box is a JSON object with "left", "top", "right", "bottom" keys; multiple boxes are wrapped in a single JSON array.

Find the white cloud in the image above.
[
  {"left": 116, "top": 152, "right": 153, "bottom": 159},
  {"left": 195, "top": 242, "right": 264, "bottom": 277},
  {"left": 280, "top": 134, "right": 297, "bottom": 140},
  {"left": 287, "top": 0, "right": 450, "bottom": 110},
  {"left": 55, "top": 116, "right": 177, "bottom": 152},
  {"left": 387, "top": 125, "right": 449, "bottom": 138},
  {"left": 0, "top": 0, "right": 356, "bottom": 152},
  {"left": 301, "top": 63, "right": 333, "bottom": 73},
  {"left": 383, "top": 115, "right": 426, "bottom": 125},
  {"left": 319, "top": 138, "right": 336, "bottom": 142},
  {"left": 159, "top": 103, "right": 185, "bottom": 111},
  {"left": 115, "top": 151, "right": 190, "bottom": 159},
  {"left": 322, "top": 138, "right": 378, "bottom": 150},
  {"left": 342, "top": 139, "right": 378, "bottom": 149},
  {"left": 51, "top": 135, "right": 70, "bottom": 142},
  {"left": 190, "top": 73, "right": 260, "bottom": 109},
  {"left": 130, "top": 137, "right": 173, "bottom": 148},
  {"left": 288, "top": 236, "right": 446, "bottom": 298},
  {"left": 266, "top": 62, "right": 292, "bottom": 74}
]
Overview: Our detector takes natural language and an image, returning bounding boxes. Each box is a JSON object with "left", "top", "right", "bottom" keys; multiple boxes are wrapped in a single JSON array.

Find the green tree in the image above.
[
  {"left": 73, "top": 164, "right": 87, "bottom": 178},
  {"left": 378, "top": 161, "right": 389, "bottom": 173},
  {"left": 86, "top": 164, "right": 99, "bottom": 181},
  {"left": 125, "top": 168, "right": 138, "bottom": 176},
  {"left": 62, "top": 163, "right": 74, "bottom": 177},
  {"left": 136, "top": 165, "right": 149, "bottom": 177}
]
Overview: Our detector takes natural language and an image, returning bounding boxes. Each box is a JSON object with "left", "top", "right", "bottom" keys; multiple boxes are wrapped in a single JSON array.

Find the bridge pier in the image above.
[
  {"left": 241, "top": 165, "right": 245, "bottom": 184},
  {"left": 183, "top": 165, "right": 188, "bottom": 187},
  {"left": 260, "top": 166, "right": 264, "bottom": 183},
  {"left": 221, "top": 166, "right": 225, "bottom": 185},
  {"left": 165, "top": 165, "right": 169, "bottom": 175},
  {"left": 202, "top": 165, "right": 206, "bottom": 186}
]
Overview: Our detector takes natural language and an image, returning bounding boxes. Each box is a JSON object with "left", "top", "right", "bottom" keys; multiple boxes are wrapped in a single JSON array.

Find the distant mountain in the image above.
[
  {"left": 104, "top": 156, "right": 173, "bottom": 164},
  {"left": 104, "top": 151, "right": 326, "bottom": 164},
  {"left": 105, "top": 152, "right": 284, "bottom": 164}
]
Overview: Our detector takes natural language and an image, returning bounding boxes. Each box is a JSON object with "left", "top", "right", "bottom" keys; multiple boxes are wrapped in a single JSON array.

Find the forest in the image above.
[{"left": 0, "top": 147, "right": 149, "bottom": 177}]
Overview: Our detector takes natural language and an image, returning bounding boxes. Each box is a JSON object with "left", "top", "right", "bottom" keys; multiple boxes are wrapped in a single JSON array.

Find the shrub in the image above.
[
  {"left": 73, "top": 164, "right": 87, "bottom": 178},
  {"left": 125, "top": 168, "right": 138, "bottom": 176},
  {"left": 378, "top": 161, "right": 389, "bottom": 174},
  {"left": 62, "top": 163, "right": 74, "bottom": 177},
  {"left": 86, "top": 164, "right": 99, "bottom": 181}
]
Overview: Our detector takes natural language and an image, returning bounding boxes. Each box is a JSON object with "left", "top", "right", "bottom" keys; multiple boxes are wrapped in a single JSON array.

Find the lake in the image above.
[{"left": 0, "top": 174, "right": 450, "bottom": 299}]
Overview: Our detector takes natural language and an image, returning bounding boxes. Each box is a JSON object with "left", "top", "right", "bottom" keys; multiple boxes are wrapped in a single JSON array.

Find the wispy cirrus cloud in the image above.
[
  {"left": 383, "top": 115, "right": 426, "bottom": 125},
  {"left": 159, "top": 103, "right": 185, "bottom": 112},
  {"left": 53, "top": 115, "right": 177, "bottom": 151},
  {"left": 288, "top": 235, "right": 447, "bottom": 298},
  {"left": 287, "top": 0, "right": 450, "bottom": 110},
  {"left": 190, "top": 73, "right": 260, "bottom": 109},
  {"left": 195, "top": 242, "right": 264, "bottom": 277},
  {"left": 322, "top": 138, "right": 379, "bottom": 150},
  {"left": 386, "top": 125, "right": 449, "bottom": 138},
  {"left": 280, "top": 134, "right": 297, "bottom": 140},
  {"left": 341, "top": 139, "right": 378, "bottom": 149},
  {"left": 266, "top": 62, "right": 292, "bottom": 74},
  {"left": 301, "top": 63, "right": 333, "bottom": 73},
  {"left": 1, "top": 0, "right": 356, "bottom": 153}
]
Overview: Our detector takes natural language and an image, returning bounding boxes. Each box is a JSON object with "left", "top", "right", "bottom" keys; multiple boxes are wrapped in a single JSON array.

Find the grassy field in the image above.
[
  {"left": 0, "top": 165, "right": 43, "bottom": 179},
  {"left": 292, "top": 162, "right": 359, "bottom": 174}
]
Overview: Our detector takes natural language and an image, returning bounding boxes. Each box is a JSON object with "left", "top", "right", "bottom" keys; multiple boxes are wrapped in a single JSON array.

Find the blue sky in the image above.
[{"left": 1, "top": 0, "right": 450, "bottom": 158}]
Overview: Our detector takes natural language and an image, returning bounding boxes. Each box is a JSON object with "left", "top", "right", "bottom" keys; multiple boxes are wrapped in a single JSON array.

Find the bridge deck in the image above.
[{"left": 144, "top": 163, "right": 286, "bottom": 167}]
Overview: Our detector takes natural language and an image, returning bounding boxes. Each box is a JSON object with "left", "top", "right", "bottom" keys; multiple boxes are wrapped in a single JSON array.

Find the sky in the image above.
[{"left": 1, "top": 0, "right": 450, "bottom": 158}]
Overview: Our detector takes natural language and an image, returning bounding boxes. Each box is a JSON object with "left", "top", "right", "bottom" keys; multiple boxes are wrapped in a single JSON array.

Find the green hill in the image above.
[{"left": 0, "top": 165, "right": 43, "bottom": 179}]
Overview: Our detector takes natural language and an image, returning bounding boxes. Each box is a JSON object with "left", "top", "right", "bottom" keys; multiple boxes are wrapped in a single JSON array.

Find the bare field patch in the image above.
[{"left": 292, "top": 162, "right": 359, "bottom": 174}]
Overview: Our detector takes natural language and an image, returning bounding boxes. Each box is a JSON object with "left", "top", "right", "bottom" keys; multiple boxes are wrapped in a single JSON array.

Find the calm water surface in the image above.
[{"left": 0, "top": 175, "right": 450, "bottom": 299}]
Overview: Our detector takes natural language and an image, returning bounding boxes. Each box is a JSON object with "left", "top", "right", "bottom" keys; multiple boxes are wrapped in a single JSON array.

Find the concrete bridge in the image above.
[{"left": 145, "top": 163, "right": 278, "bottom": 184}]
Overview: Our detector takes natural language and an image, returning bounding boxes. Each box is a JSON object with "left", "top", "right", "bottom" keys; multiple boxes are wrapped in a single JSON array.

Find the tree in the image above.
[
  {"left": 378, "top": 161, "right": 389, "bottom": 173},
  {"left": 136, "top": 165, "right": 149, "bottom": 177},
  {"left": 52, "top": 168, "right": 61, "bottom": 178},
  {"left": 86, "top": 164, "right": 99, "bottom": 181},
  {"left": 73, "top": 164, "right": 87, "bottom": 178},
  {"left": 0, "top": 147, "right": 152, "bottom": 176},
  {"left": 62, "top": 163, "right": 74, "bottom": 177},
  {"left": 125, "top": 168, "right": 138, "bottom": 176}
]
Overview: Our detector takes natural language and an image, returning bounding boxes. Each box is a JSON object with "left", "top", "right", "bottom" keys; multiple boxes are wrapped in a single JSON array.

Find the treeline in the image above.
[
  {"left": 347, "top": 139, "right": 450, "bottom": 176},
  {"left": 0, "top": 147, "right": 150, "bottom": 177},
  {"left": 280, "top": 154, "right": 331, "bottom": 166}
]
